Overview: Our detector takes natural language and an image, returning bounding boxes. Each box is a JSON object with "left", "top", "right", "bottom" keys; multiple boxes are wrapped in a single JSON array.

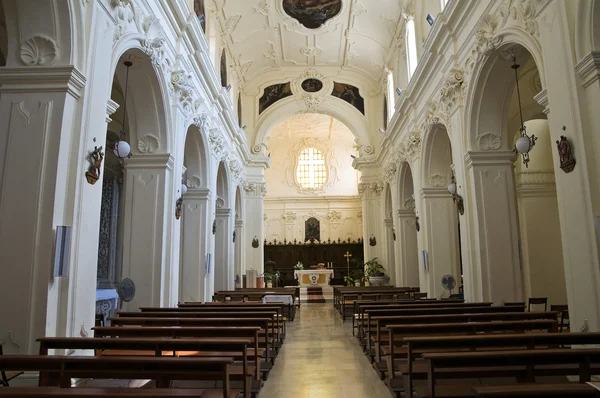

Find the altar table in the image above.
[{"left": 294, "top": 269, "right": 334, "bottom": 287}]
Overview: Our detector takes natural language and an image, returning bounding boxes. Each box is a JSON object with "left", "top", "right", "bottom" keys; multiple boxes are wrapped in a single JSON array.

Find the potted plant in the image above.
[
  {"left": 343, "top": 275, "right": 355, "bottom": 287},
  {"left": 264, "top": 273, "right": 275, "bottom": 288},
  {"left": 364, "top": 257, "right": 389, "bottom": 286},
  {"left": 347, "top": 270, "right": 363, "bottom": 287},
  {"left": 293, "top": 262, "right": 304, "bottom": 270}
]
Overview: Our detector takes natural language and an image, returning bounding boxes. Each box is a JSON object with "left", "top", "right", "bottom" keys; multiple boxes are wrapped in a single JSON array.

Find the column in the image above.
[
  {"left": 359, "top": 182, "right": 385, "bottom": 262},
  {"left": 215, "top": 207, "right": 233, "bottom": 291},
  {"left": 122, "top": 154, "right": 174, "bottom": 310},
  {"left": 384, "top": 218, "right": 396, "bottom": 285},
  {"left": 420, "top": 188, "right": 461, "bottom": 297},
  {"left": 234, "top": 218, "right": 244, "bottom": 288},
  {"left": 243, "top": 181, "right": 266, "bottom": 274},
  {"left": 539, "top": 1, "right": 600, "bottom": 331},
  {"left": 464, "top": 151, "right": 523, "bottom": 304},
  {"left": 0, "top": 67, "right": 84, "bottom": 353},
  {"left": 180, "top": 188, "right": 211, "bottom": 302},
  {"left": 397, "top": 207, "right": 419, "bottom": 288}
]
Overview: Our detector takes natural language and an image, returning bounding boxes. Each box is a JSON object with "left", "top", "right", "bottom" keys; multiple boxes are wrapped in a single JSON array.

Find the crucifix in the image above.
[{"left": 344, "top": 251, "right": 352, "bottom": 278}]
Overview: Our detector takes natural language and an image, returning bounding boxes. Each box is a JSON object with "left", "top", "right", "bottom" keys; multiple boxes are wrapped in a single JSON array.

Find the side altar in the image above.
[{"left": 294, "top": 270, "right": 334, "bottom": 287}]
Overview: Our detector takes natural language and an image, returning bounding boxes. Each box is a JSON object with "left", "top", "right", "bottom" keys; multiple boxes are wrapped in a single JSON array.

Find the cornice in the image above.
[
  {"left": 183, "top": 188, "right": 211, "bottom": 200},
  {"left": 125, "top": 153, "right": 175, "bottom": 170},
  {"left": 421, "top": 187, "right": 451, "bottom": 199},
  {"left": 0, "top": 66, "right": 86, "bottom": 99},
  {"left": 464, "top": 150, "right": 516, "bottom": 168},
  {"left": 575, "top": 51, "right": 600, "bottom": 88}
]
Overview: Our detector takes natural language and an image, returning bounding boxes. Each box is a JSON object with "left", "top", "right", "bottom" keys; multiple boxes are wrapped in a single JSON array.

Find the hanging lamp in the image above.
[
  {"left": 113, "top": 60, "right": 133, "bottom": 162},
  {"left": 511, "top": 55, "right": 537, "bottom": 168}
]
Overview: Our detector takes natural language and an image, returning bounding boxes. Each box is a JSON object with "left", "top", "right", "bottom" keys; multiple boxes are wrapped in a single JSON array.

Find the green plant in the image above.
[
  {"left": 263, "top": 273, "right": 275, "bottom": 282},
  {"left": 293, "top": 262, "right": 304, "bottom": 270},
  {"left": 364, "top": 257, "right": 385, "bottom": 279},
  {"left": 343, "top": 275, "right": 355, "bottom": 286}
]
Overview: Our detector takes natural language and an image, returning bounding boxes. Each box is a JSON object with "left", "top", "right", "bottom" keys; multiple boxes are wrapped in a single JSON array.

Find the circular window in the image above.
[{"left": 301, "top": 79, "right": 323, "bottom": 93}]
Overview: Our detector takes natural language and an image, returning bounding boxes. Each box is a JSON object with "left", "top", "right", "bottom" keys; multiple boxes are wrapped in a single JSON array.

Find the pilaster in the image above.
[
  {"left": 234, "top": 218, "right": 244, "bottom": 288},
  {"left": 180, "top": 188, "right": 211, "bottom": 302},
  {"left": 359, "top": 181, "right": 385, "bottom": 262},
  {"left": 215, "top": 207, "right": 234, "bottom": 291},
  {"left": 122, "top": 154, "right": 175, "bottom": 310},
  {"left": 397, "top": 208, "right": 419, "bottom": 288},
  {"left": 244, "top": 181, "right": 266, "bottom": 273}
]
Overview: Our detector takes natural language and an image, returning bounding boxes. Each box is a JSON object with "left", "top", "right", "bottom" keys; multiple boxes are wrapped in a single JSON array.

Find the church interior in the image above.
[{"left": 2, "top": 0, "right": 600, "bottom": 397}]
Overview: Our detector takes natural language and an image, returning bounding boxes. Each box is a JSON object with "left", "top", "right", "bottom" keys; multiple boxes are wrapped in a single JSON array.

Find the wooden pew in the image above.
[
  {"left": 37, "top": 337, "right": 254, "bottom": 398},
  {"left": 473, "top": 384, "right": 600, "bottom": 397},
  {"left": 419, "top": 348, "right": 600, "bottom": 398},
  {"left": 401, "top": 332, "right": 600, "bottom": 398},
  {"left": 384, "top": 319, "right": 559, "bottom": 395},
  {"left": 176, "top": 300, "right": 296, "bottom": 321},
  {"left": 0, "top": 355, "right": 236, "bottom": 397},
  {"left": 0, "top": 344, "right": 22, "bottom": 386},
  {"left": 108, "top": 317, "right": 277, "bottom": 365},
  {"left": 0, "top": 387, "right": 241, "bottom": 397},
  {"left": 334, "top": 287, "right": 417, "bottom": 320},
  {"left": 92, "top": 326, "right": 268, "bottom": 381}
]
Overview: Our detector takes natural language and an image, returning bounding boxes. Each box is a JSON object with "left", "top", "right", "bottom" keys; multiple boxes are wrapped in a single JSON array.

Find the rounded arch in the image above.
[
  {"left": 575, "top": 0, "right": 600, "bottom": 61},
  {"left": 109, "top": 46, "right": 172, "bottom": 154},
  {"left": 234, "top": 185, "right": 243, "bottom": 220},
  {"left": 421, "top": 123, "right": 453, "bottom": 189},
  {"left": 397, "top": 162, "right": 416, "bottom": 208},
  {"left": 216, "top": 161, "right": 231, "bottom": 209},
  {"left": 464, "top": 33, "right": 546, "bottom": 152},
  {"left": 183, "top": 124, "right": 210, "bottom": 189},
  {"left": 253, "top": 96, "right": 372, "bottom": 155},
  {"left": 385, "top": 183, "right": 393, "bottom": 218}
]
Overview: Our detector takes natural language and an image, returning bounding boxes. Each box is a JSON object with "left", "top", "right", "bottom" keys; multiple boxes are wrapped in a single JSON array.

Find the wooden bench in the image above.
[
  {"left": 0, "top": 355, "right": 236, "bottom": 397},
  {"left": 107, "top": 317, "right": 277, "bottom": 365},
  {"left": 473, "top": 383, "right": 600, "bottom": 397},
  {"left": 401, "top": 332, "right": 600, "bottom": 398},
  {"left": 418, "top": 348, "right": 600, "bottom": 398},
  {"left": 175, "top": 301, "right": 296, "bottom": 321},
  {"left": 91, "top": 326, "right": 268, "bottom": 381},
  {"left": 0, "top": 344, "right": 23, "bottom": 386},
  {"left": 37, "top": 337, "right": 255, "bottom": 398},
  {"left": 0, "top": 387, "right": 243, "bottom": 397}
]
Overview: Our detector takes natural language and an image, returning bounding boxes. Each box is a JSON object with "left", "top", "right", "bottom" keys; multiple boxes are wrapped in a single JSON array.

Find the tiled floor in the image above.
[{"left": 259, "top": 303, "right": 394, "bottom": 398}]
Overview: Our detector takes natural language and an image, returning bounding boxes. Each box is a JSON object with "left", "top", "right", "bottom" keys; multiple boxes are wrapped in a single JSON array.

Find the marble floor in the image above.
[{"left": 259, "top": 303, "right": 394, "bottom": 398}]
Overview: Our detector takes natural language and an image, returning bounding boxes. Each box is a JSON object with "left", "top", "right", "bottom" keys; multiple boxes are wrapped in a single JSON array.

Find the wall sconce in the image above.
[
  {"left": 175, "top": 183, "right": 187, "bottom": 220},
  {"left": 379, "top": 128, "right": 386, "bottom": 134},
  {"left": 396, "top": 87, "right": 403, "bottom": 96},
  {"left": 511, "top": 55, "right": 537, "bottom": 168},
  {"left": 85, "top": 146, "right": 104, "bottom": 185},
  {"left": 447, "top": 172, "right": 464, "bottom": 215},
  {"left": 426, "top": 14, "right": 435, "bottom": 26}
]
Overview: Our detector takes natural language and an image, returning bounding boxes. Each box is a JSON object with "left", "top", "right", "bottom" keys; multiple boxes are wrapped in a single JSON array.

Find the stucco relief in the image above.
[
  {"left": 20, "top": 36, "right": 58, "bottom": 66},
  {"left": 477, "top": 132, "right": 502, "bottom": 151},
  {"left": 171, "top": 70, "right": 200, "bottom": 115},
  {"left": 429, "top": 174, "right": 446, "bottom": 187},
  {"left": 399, "top": 132, "right": 421, "bottom": 162},
  {"left": 141, "top": 15, "right": 169, "bottom": 72},
  {"left": 111, "top": 0, "right": 135, "bottom": 41},
  {"left": 383, "top": 162, "right": 398, "bottom": 184},
  {"left": 283, "top": 137, "right": 339, "bottom": 195},
  {"left": 137, "top": 134, "right": 160, "bottom": 154},
  {"left": 186, "top": 175, "right": 201, "bottom": 189}
]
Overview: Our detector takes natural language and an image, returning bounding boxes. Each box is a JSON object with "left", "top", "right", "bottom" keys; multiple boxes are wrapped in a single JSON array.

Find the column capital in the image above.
[
  {"left": 0, "top": 66, "right": 86, "bottom": 99},
  {"left": 421, "top": 187, "right": 450, "bottom": 199},
  {"left": 183, "top": 188, "right": 210, "bottom": 200},
  {"left": 216, "top": 208, "right": 232, "bottom": 217},
  {"left": 576, "top": 51, "right": 600, "bottom": 88},
  {"left": 125, "top": 154, "right": 175, "bottom": 170},
  {"left": 464, "top": 151, "right": 516, "bottom": 169}
]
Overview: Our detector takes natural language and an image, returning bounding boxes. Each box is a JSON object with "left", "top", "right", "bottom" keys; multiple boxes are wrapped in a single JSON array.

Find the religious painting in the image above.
[
  {"left": 282, "top": 0, "right": 342, "bottom": 29},
  {"left": 194, "top": 0, "right": 206, "bottom": 32},
  {"left": 301, "top": 78, "right": 323, "bottom": 93},
  {"left": 305, "top": 217, "right": 320, "bottom": 242},
  {"left": 220, "top": 50, "right": 227, "bottom": 88},
  {"left": 259, "top": 82, "right": 293, "bottom": 114},
  {"left": 331, "top": 82, "right": 365, "bottom": 114}
]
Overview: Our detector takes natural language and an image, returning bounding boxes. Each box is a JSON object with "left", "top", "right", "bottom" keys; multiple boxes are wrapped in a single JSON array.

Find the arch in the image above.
[
  {"left": 216, "top": 161, "right": 230, "bottom": 208},
  {"left": 464, "top": 34, "right": 546, "bottom": 152},
  {"left": 385, "top": 183, "right": 393, "bottom": 217},
  {"left": 253, "top": 96, "right": 372, "bottom": 156},
  {"left": 397, "top": 162, "right": 416, "bottom": 207},
  {"left": 421, "top": 123, "right": 453, "bottom": 189},
  {"left": 109, "top": 47, "right": 171, "bottom": 154},
  {"left": 235, "top": 185, "right": 243, "bottom": 220},
  {"left": 575, "top": 0, "right": 600, "bottom": 61},
  {"left": 220, "top": 49, "right": 228, "bottom": 88},
  {"left": 183, "top": 124, "right": 210, "bottom": 189}
]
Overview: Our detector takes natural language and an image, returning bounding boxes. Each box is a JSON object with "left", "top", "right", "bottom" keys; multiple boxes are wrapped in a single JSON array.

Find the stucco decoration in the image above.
[
  {"left": 284, "top": 212, "right": 297, "bottom": 222},
  {"left": 283, "top": 137, "right": 339, "bottom": 195},
  {"left": 171, "top": 70, "right": 199, "bottom": 115},
  {"left": 477, "top": 132, "right": 503, "bottom": 150},
  {"left": 225, "top": 15, "right": 242, "bottom": 33},
  {"left": 141, "top": 15, "right": 168, "bottom": 71},
  {"left": 215, "top": 196, "right": 225, "bottom": 208},
  {"left": 227, "top": 156, "right": 243, "bottom": 184},
  {"left": 208, "top": 128, "right": 226, "bottom": 159},
  {"left": 193, "top": 113, "right": 211, "bottom": 132},
  {"left": 383, "top": 162, "right": 398, "bottom": 184},
  {"left": 20, "top": 36, "right": 58, "bottom": 66},
  {"left": 137, "top": 134, "right": 160, "bottom": 154},
  {"left": 439, "top": 68, "right": 464, "bottom": 112},
  {"left": 429, "top": 174, "right": 446, "bottom": 187},
  {"left": 359, "top": 181, "right": 384, "bottom": 197},
  {"left": 399, "top": 132, "right": 422, "bottom": 162},
  {"left": 403, "top": 198, "right": 416, "bottom": 211},
  {"left": 327, "top": 210, "right": 342, "bottom": 222},
  {"left": 111, "top": 0, "right": 135, "bottom": 41},
  {"left": 186, "top": 175, "right": 201, "bottom": 188}
]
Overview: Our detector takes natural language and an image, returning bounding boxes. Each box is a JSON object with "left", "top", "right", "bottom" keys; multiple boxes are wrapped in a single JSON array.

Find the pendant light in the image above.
[
  {"left": 114, "top": 60, "right": 133, "bottom": 162},
  {"left": 511, "top": 55, "right": 537, "bottom": 167}
]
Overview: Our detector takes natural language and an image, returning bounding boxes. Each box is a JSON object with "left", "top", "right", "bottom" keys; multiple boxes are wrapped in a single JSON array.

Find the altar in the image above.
[{"left": 294, "top": 269, "right": 334, "bottom": 287}]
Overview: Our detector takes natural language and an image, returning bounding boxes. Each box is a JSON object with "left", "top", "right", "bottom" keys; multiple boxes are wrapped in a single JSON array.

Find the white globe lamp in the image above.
[
  {"left": 181, "top": 184, "right": 188, "bottom": 196},
  {"left": 113, "top": 140, "right": 131, "bottom": 159}
]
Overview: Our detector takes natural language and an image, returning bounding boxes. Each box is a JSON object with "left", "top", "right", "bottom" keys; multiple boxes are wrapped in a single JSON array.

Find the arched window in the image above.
[
  {"left": 440, "top": 0, "right": 449, "bottom": 10},
  {"left": 220, "top": 50, "right": 227, "bottom": 87},
  {"left": 386, "top": 70, "right": 395, "bottom": 120},
  {"left": 297, "top": 147, "right": 327, "bottom": 189},
  {"left": 405, "top": 18, "right": 418, "bottom": 79},
  {"left": 194, "top": 0, "right": 206, "bottom": 33}
]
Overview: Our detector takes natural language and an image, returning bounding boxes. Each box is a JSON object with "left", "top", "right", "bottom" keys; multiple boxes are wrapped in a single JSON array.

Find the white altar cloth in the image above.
[
  {"left": 294, "top": 269, "right": 334, "bottom": 287},
  {"left": 262, "top": 295, "right": 294, "bottom": 305}
]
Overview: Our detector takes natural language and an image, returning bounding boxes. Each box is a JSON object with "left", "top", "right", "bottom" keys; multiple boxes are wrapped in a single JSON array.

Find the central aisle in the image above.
[{"left": 260, "top": 303, "right": 394, "bottom": 398}]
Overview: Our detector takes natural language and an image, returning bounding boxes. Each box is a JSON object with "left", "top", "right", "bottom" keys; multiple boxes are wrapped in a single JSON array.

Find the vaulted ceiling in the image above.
[{"left": 212, "top": 0, "right": 407, "bottom": 90}]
